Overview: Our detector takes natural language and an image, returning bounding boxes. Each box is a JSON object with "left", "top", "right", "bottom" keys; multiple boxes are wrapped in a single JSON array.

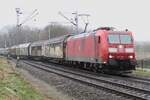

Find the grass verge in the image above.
[
  {"left": 133, "top": 68, "right": 150, "bottom": 77},
  {"left": 0, "top": 57, "right": 44, "bottom": 100}
]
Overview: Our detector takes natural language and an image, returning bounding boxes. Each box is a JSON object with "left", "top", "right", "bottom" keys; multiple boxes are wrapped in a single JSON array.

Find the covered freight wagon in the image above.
[
  {"left": 18, "top": 43, "right": 30, "bottom": 57},
  {"left": 43, "top": 35, "right": 70, "bottom": 59},
  {"left": 29, "top": 41, "right": 44, "bottom": 57}
]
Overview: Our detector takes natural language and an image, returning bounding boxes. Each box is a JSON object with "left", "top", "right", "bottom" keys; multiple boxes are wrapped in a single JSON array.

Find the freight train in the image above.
[{"left": 0, "top": 27, "right": 136, "bottom": 74}]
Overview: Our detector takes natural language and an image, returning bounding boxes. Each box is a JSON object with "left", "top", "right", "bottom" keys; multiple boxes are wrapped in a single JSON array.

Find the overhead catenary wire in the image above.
[
  {"left": 19, "top": 9, "right": 39, "bottom": 26},
  {"left": 58, "top": 11, "right": 90, "bottom": 33},
  {"left": 58, "top": 11, "right": 77, "bottom": 26}
]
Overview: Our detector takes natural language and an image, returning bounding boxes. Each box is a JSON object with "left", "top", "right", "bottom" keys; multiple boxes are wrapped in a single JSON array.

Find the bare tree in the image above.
[{"left": 0, "top": 23, "right": 81, "bottom": 48}]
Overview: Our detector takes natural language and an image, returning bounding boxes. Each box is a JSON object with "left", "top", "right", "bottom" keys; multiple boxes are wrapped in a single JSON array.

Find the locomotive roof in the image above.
[
  {"left": 67, "top": 32, "right": 91, "bottom": 40},
  {"left": 93, "top": 27, "right": 116, "bottom": 31},
  {"left": 108, "top": 31, "right": 131, "bottom": 34}
]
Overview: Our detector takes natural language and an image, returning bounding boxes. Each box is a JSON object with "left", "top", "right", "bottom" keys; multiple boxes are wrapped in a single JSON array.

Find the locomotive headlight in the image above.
[
  {"left": 109, "top": 48, "right": 117, "bottom": 53},
  {"left": 129, "top": 55, "right": 133, "bottom": 59},
  {"left": 118, "top": 45, "right": 123, "bottom": 48},
  {"left": 109, "top": 55, "right": 113, "bottom": 58},
  {"left": 125, "top": 48, "right": 134, "bottom": 53},
  {"left": 103, "top": 61, "right": 107, "bottom": 64}
]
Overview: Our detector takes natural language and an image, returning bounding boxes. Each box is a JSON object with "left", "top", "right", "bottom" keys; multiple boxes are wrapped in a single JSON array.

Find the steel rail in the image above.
[{"left": 23, "top": 60, "right": 150, "bottom": 100}]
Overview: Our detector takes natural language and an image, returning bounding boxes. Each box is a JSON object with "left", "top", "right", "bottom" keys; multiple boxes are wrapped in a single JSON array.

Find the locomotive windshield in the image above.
[
  {"left": 108, "top": 34, "right": 120, "bottom": 44},
  {"left": 120, "top": 35, "right": 132, "bottom": 44},
  {"left": 108, "top": 34, "right": 132, "bottom": 44}
]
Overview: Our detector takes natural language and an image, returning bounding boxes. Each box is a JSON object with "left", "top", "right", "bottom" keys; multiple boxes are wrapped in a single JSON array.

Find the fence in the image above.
[{"left": 137, "top": 59, "right": 150, "bottom": 69}]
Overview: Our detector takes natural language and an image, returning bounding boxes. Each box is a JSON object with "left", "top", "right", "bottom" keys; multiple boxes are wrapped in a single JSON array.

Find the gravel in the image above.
[
  {"left": 15, "top": 60, "right": 131, "bottom": 100},
  {"left": 96, "top": 76, "right": 150, "bottom": 91}
]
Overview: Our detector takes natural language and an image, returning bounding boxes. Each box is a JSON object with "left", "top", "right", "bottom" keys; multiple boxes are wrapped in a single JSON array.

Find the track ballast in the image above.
[{"left": 21, "top": 60, "right": 150, "bottom": 100}]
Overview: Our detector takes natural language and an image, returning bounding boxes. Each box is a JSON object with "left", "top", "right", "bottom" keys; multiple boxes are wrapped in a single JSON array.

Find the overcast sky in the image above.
[{"left": 0, "top": 0, "right": 149, "bottom": 41}]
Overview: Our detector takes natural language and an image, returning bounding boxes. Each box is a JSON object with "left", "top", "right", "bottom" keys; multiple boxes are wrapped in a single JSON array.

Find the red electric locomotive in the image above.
[{"left": 66, "top": 27, "right": 136, "bottom": 73}]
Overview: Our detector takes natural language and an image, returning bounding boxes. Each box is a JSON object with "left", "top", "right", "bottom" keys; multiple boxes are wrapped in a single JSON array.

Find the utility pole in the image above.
[
  {"left": 48, "top": 22, "right": 57, "bottom": 40},
  {"left": 48, "top": 24, "right": 51, "bottom": 40},
  {"left": 72, "top": 11, "right": 79, "bottom": 33},
  {"left": 15, "top": 8, "right": 38, "bottom": 43},
  {"left": 4, "top": 40, "right": 7, "bottom": 48},
  {"left": 3, "top": 34, "right": 7, "bottom": 48},
  {"left": 15, "top": 8, "right": 22, "bottom": 27},
  {"left": 38, "top": 30, "right": 40, "bottom": 41},
  {"left": 15, "top": 8, "right": 22, "bottom": 44}
]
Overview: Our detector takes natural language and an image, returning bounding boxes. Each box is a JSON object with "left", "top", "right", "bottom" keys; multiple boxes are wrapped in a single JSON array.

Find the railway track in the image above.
[
  {"left": 10, "top": 57, "right": 150, "bottom": 85},
  {"left": 126, "top": 75, "right": 150, "bottom": 83},
  {"left": 110, "top": 75, "right": 150, "bottom": 86},
  {"left": 36, "top": 59, "right": 150, "bottom": 86},
  {"left": 22, "top": 60, "right": 150, "bottom": 100}
]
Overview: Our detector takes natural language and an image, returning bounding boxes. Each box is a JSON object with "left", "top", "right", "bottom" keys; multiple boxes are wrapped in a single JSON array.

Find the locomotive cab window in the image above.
[
  {"left": 108, "top": 34, "right": 132, "bottom": 44},
  {"left": 120, "top": 35, "right": 132, "bottom": 44},
  {"left": 108, "top": 34, "right": 120, "bottom": 44}
]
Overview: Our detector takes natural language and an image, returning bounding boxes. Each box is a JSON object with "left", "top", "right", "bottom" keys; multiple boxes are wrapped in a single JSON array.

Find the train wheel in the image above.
[
  {"left": 92, "top": 64, "right": 98, "bottom": 72},
  {"left": 84, "top": 63, "right": 87, "bottom": 69}
]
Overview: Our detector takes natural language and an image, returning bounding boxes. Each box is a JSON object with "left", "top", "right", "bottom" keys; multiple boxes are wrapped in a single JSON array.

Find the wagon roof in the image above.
[
  {"left": 0, "top": 48, "right": 6, "bottom": 51},
  {"left": 19, "top": 43, "right": 30, "bottom": 48},
  {"left": 10, "top": 45, "right": 18, "bottom": 49},
  {"left": 44, "top": 35, "right": 70, "bottom": 44},
  {"left": 30, "top": 40, "right": 46, "bottom": 47}
]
